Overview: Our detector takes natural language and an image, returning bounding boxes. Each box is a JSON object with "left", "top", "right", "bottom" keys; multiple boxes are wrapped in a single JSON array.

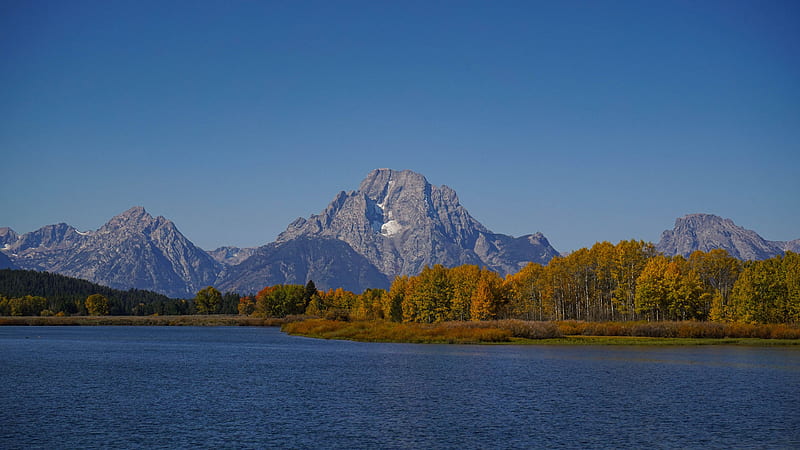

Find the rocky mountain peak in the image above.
[
  {"left": 0, "top": 227, "right": 19, "bottom": 248},
  {"left": 2, "top": 207, "right": 219, "bottom": 297},
  {"left": 657, "top": 213, "right": 784, "bottom": 260},
  {"left": 102, "top": 206, "right": 155, "bottom": 229},
  {"left": 274, "top": 168, "right": 557, "bottom": 281},
  {"left": 674, "top": 213, "right": 733, "bottom": 229}
]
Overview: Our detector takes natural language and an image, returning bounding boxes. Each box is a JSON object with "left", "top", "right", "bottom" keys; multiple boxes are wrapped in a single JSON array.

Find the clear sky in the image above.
[{"left": 1, "top": 0, "right": 798, "bottom": 253}]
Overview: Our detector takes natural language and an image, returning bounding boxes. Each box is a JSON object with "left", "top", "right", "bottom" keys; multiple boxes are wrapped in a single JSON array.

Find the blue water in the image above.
[{"left": 0, "top": 327, "right": 798, "bottom": 449}]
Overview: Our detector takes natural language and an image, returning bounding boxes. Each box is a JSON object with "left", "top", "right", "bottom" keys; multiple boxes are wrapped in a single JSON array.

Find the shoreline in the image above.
[
  {"left": 0, "top": 315, "right": 286, "bottom": 327},
  {"left": 3, "top": 316, "right": 799, "bottom": 346},
  {"left": 281, "top": 319, "right": 800, "bottom": 346}
]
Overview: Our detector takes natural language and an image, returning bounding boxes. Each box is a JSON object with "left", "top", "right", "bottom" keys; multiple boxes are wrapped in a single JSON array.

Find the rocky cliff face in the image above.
[
  {"left": 2, "top": 207, "right": 220, "bottom": 297},
  {"left": 275, "top": 168, "right": 559, "bottom": 281},
  {"left": 656, "top": 214, "right": 787, "bottom": 260},
  {"left": 0, "top": 227, "right": 19, "bottom": 248}
]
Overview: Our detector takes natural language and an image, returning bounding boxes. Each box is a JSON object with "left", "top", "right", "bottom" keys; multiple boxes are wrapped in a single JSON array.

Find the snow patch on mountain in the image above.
[{"left": 380, "top": 220, "right": 402, "bottom": 236}]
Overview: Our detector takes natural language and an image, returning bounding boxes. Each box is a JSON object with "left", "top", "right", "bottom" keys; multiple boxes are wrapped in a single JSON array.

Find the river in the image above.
[{"left": 1, "top": 326, "right": 798, "bottom": 449}]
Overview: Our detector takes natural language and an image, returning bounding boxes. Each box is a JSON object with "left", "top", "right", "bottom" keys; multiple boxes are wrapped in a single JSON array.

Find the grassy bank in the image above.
[
  {"left": 556, "top": 320, "right": 800, "bottom": 339},
  {"left": 0, "top": 315, "right": 287, "bottom": 327},
  {"left": 510, "top": 336, "right": 800, "bottom": 346},
  {"left": 282, "top": 319, "right": 800, "bottom": 345},
  {"left": 282, "top": 319, "right": 518, "bottom": 344}
]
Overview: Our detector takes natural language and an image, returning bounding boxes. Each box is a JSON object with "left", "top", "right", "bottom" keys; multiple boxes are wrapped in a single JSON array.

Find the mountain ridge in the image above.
[
  {"left": 3, "top": 171, "right": 796, "bottom": 297},
  {"left": 656, "top": 213, "right": 794, "bottom": 260},
  {"left": 2, "top": 206, "right": 220, "bottom": 297}
]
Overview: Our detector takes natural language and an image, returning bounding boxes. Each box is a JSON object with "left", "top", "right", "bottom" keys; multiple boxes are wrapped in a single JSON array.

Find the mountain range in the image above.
[
  {"left": 2, "top": 169, "right": 797, "bottom": 297},
  {"left": 1, "top": 207, "right": 220, "bottom": 298}
]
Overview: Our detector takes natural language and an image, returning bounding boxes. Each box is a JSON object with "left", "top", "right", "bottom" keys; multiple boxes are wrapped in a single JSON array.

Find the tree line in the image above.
[
  {"left": 2, "top": 243, "right": 798, "bottom": 325},
  {"left": 235, "top": 242, "right": 798, "bottom": 325}
]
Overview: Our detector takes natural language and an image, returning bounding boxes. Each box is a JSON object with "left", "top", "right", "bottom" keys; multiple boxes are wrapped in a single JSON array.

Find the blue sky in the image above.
[{"left": 1, "top": 0, "right": 798, "bottom": 252}]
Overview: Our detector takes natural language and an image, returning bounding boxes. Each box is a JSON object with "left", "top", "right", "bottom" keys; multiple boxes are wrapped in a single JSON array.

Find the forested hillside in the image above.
[{"left": 0, "top": 269, "right": 193, "bottom": 315}]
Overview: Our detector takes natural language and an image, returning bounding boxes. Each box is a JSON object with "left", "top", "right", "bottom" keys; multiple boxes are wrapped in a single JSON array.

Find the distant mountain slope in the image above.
[
  {"left": 276, "top": 168, "right": 559, "bottom": 282},
  {"left": 656, "top": 213, "right": 792, "bottom": 260},
  {"left": 216, "top": 237, "right": 390, "bottom": 293},
  {"left": 207, "top": 246, "right": 257, "bottom": 266},
  {"left": 775, "top": 239, "right": 800, "bottom": 254},
  {"left": 0, "top": 252, "right": 15, "bottom": 269},
  {"left": 2, "top": 207, "right": 220, "bottom": 297}
]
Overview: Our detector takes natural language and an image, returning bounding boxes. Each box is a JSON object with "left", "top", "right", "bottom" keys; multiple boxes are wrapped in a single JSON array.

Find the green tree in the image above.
[
  {"left": 85, "top": 294, "right": 110, "bottom": 316},
  {"left": 195, "top": 286, "right": 222, "bottom": 315},
  {"left": 255, "top": 284, "right": 307, "bottom": 317},
  {"left": 0, "top": 296, "right": 9, "bottom": 315},
  {"left": 220, "top": 292, "right": 241, "bottom": 314},
  {"left": 303, "top": 280, "right": 318, "bottom": 309}
]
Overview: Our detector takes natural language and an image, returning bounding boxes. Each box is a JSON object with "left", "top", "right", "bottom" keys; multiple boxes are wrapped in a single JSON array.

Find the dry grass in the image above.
[
  {"left": 556, "top": 320, "right": 800, "bottom": 339},
  {"left": 282, "top": 319, "right": 516, "bottom": 344},
  {"left": 284, "top": 319, "right": 800, "bottom": 344}
]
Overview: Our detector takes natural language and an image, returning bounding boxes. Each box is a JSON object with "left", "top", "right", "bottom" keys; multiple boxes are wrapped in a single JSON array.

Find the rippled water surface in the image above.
[{"left": 1, "top": 326, "right": 798, "bottom": 449}]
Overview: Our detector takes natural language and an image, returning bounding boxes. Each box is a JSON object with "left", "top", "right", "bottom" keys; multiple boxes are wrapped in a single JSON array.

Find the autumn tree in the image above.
[
  {"left": 547, "top": 256, "right": 574, "bottom": 321},
  {"left": 4, "top": 295, "right": 48, "bottom": 316},
  {"left": 665, "top": 258, "right": 707, "bottom": 321},
  {"left": 470, "top": 269, "right": 505, "bottom": 321},
  {"left": 730, "top": 253, "right": 800, "bottom": 324},
  {"left": 449, "top": 265, "right": 481, "bottom": 321},
  {"left": 352, "top": 288, "right": 386, "bottom": 320},
  {"left": 406, "top": 265, "right": 453, "bottom": 323},
  {"left": 635, "top": 255, "right": 670, "bottom": 321},
  {"left": 85, "top": 294, "right": 110, "bottom": 316},
  {"left": 195, "top": 286, "right": 222, "bottom": 315},
  {"left": 590, "top": 241, "right": 618, "bottom": 321},
  {"left": 613, "top": 240, "right": 657, "bottom": 320},
  {"left": 636, "top": 256, "right": 707, "bottom": 321},
  {"left": 506, "top": 262, "right": 550, "bottom": 320},
  {"left": 689, "top": 249, "right": 741, "bottom": 321},
  {"left": 385, "top": 276, "right": 409, "bottom": 322},
  {"left": 237, "top": 296, "right": 256, "bottom": 315},
  {"left": 786, "top": 252, "right": 800, "bottom": 323}
]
